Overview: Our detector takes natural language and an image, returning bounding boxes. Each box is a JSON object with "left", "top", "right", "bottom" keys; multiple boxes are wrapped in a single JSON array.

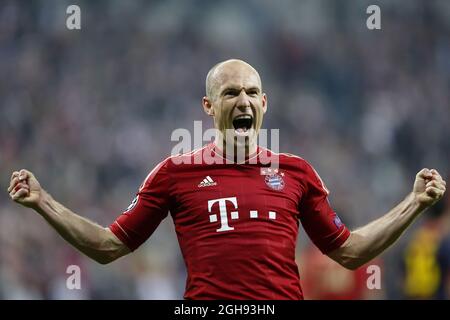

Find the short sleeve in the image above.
[
  {"left": 299, "top": 162, "right": 350, "bottom": 254},
  {"left": 109, "top": 159, "right": 171, "bottom": 251}
]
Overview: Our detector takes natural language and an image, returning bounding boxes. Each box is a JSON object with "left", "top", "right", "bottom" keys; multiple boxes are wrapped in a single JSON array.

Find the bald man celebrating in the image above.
[{"left": 8, "top": 59, "right": 446, "bottom": 299}]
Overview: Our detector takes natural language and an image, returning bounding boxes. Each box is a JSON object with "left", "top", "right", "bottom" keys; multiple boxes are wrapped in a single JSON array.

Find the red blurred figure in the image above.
[{"left": 300, "top": 244, "right": 384, "bottom": 300}]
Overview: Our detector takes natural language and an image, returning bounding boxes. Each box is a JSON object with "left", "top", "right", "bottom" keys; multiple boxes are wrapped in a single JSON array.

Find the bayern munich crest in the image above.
[{"left": 264, "top": 172, "right": 285, "bottom": 191}]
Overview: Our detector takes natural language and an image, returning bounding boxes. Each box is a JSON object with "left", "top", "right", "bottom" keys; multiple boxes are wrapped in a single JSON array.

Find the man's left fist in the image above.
[{"left": 413, "top": 168, "right": 446, "bottom": 209}]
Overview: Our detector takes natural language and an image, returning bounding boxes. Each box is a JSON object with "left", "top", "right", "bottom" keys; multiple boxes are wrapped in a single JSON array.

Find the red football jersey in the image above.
[{"left": 109, "top": 143, "right": 350, "bottom": 300}]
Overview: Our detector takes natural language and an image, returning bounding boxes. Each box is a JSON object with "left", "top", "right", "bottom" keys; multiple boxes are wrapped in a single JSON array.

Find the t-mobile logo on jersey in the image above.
[{"left": 208, "top": 197, "right": 277, "bottom": 232}]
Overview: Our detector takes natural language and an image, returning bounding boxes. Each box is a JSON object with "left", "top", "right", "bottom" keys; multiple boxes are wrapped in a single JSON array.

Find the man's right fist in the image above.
[{"left": 8, "top": 169, "right": 42, "bottom": 209}]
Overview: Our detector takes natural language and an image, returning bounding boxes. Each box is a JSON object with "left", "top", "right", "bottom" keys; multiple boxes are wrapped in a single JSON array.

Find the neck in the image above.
[{"left": 213, "top": 131, "right": 258, "bottom": 162}]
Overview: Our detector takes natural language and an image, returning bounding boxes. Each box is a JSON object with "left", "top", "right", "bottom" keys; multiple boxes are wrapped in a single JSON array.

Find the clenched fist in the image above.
[
  {"left": 7, "top": 169, "right": 43, "bottom": 209},
  {"left": 413, "top": 168, "right": 446, "bottom": 209}
]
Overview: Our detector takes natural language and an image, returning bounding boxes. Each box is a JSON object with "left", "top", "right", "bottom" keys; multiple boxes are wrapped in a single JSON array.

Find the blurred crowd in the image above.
[{"left": 0, "top": 0, "right": 449, "bottom": 299}]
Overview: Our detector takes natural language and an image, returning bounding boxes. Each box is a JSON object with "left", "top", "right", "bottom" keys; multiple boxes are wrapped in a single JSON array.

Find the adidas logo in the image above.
[{"left": 198, "top": 176, "right": 217, "bottom": 188}]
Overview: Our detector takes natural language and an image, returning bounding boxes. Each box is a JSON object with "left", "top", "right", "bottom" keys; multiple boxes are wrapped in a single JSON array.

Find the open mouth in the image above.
[{"left": 232, "top": 115, "right": 253, "bottom": 134}]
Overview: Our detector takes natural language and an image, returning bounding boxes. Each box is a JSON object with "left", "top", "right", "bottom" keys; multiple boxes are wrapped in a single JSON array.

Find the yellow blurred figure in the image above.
[{"left": 403, "top": 227, "right": 441, "bottom": 298}]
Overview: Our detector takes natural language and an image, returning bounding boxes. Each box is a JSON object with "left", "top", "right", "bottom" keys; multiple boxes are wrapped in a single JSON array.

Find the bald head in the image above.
[
  {"left": 202, "top": 59, "right": 268, "bottom": 154},
  {"left": 205, "top": 59, "right": 262, "bottom": 100}
]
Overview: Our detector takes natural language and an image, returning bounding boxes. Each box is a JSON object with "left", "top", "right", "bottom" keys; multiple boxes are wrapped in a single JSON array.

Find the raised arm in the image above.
[
  {"left": 7, "top": 169, "right": 130, "bottom": 264},
  {"left": 328, "top": 168, "right": 446, "bottom": 270}
]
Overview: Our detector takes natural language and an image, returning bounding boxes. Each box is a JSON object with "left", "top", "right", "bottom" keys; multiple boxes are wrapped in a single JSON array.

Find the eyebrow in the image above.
[{"left": 220, "top": 86, "right": 260, "bottom": 95}]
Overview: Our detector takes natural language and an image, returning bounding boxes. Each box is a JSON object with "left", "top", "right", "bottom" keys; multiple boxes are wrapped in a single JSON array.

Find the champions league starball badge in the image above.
[{"left": 333, "top": 215, "right": 343, "bottom": 228}]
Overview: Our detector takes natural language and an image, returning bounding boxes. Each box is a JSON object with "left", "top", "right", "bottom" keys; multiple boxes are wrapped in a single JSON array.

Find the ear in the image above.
[
  {"left": 202, "top": 96, "right": 214, "bottom": 116},
  {"left": 262, "top": 93, "right": 268, "bottom": 114}
]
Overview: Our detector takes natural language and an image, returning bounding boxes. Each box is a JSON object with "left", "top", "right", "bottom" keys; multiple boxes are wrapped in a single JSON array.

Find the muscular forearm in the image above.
[
  {"left": 35, "top": 190, "right": 128, "bottom": 264},
  {"left": 330, "top": 193, "right": 424, "bottom": 269}
]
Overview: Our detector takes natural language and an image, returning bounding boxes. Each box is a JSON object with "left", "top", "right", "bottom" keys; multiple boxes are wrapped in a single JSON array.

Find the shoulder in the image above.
[
  {"left": 139, "top": 156, "right": 172, "bottom": 191},
  {"left": 139, "top": 145, "right": 210, "bottom": 190},
  {"left": 259, "top": 147, "right": 315, "bottom": 172},
  {"left": 165, "top": 145, "right": 209, "bottom": 168},
  {"left": 261, "top": 147, "right": 328, "bottom": 191}
]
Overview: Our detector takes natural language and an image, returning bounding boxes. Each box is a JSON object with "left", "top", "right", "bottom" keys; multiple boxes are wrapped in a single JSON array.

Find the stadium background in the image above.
[{"left": 0, "top": 0, "right": 449, "bottom": 299}]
